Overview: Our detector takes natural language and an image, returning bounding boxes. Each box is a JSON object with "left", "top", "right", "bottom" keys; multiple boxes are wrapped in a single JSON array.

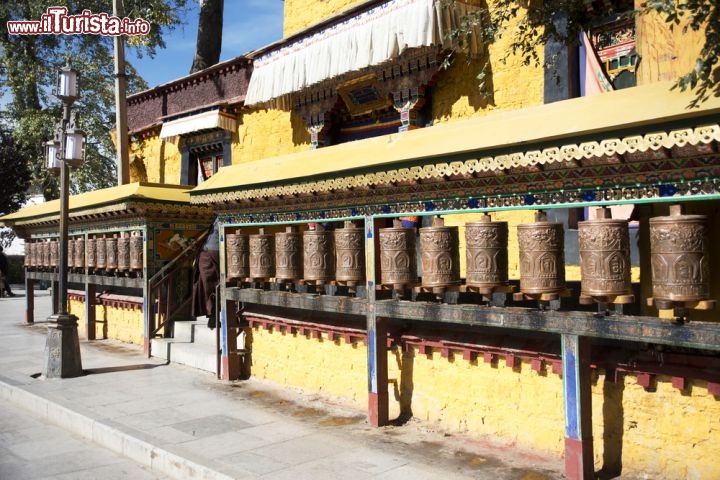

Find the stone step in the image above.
[
  {"left": 173, "top": 320, "right": 218, "bottom": 346},
  {"left": 151, "top": 337, "right": 218, "bottom": 374}
]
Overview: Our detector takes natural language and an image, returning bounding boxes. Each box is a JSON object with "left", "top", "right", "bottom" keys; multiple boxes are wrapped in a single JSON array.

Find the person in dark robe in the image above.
[
  {"left": 191, "top": 221, "right": 220, "bottom": 329},
  {"left": 0, "top": 246, "right": 14, "bottom": 297}
]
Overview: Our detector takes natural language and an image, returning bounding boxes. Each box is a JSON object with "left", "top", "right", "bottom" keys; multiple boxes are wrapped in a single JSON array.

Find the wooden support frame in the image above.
[
  {"left": 365, "top": 215, "right": 389, "bottom": 427},
  {"left": 562, "top": 334, "right": 594, "bottom": 480}
]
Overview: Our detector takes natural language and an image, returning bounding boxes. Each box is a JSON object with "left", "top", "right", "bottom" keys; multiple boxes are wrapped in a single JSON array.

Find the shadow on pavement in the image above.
[{"left": 83, "top": 362, "right": 169, "bottom": 375}]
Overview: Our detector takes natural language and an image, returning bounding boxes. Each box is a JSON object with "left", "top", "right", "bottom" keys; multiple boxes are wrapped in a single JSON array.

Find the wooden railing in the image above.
[{"left": 146, "top": 230, "right": 208, "bottom": 357}]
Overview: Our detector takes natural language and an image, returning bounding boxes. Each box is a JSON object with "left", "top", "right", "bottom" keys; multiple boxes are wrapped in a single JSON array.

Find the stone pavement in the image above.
[{"left": 0, "top": 289, "right": 564, "bottom": 480}]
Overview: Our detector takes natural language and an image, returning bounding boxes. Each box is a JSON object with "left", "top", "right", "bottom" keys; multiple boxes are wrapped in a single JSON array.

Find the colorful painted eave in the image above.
[
  {"left": 0, "top": 182, "right": 195, "bottom": 226},
  {"left": 190, "top": 82, "right": 720, "bottom": 204}
]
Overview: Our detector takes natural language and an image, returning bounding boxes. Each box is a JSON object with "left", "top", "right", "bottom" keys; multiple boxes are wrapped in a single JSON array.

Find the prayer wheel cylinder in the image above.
[
  {"left": 334, "top": 221, "right": 365, "bottom": 284},
  {"left": 74, "top": 237, "right": 85, "bottom": 269},
  {"left": 96, "top": 235, "right": 106, "bottom": 271},
  {"left": 465, "top": 214, "right": 509, "bottom": 289},
  {"left": 50, "top": 240, "right": 59, "bottom": 268},
  {"left": 226, "top": 230, "right": 249, "bottom": 281},
  {"left": 275, "top": 226, "right": 303, "bottom": 281},
  {"left": 379, "top": 220, "right": 418, "bottom": 288},
  {"left": 105, "top": 234, "right": 118, "bottom": 271},
  {"left": 419, "top": 217, "right": 460, "bottom": 288},
  {"left": 41, "top": 240, "right": 51, "bottom": 268},
  {"left": 517, "top": 211, "right": 566, "bottom": 295},
  {"left": 129, "top": 231, "right": 143, "bottom": 272},
  {"left": 86, "top": 238, "right": 96, "bottom": 270},
  {"left": 649, "top": 204, "right": 710, "bottom": 302},
  {"left": 579, "top": 207, "right": 632, "bottom": 298},
  {"left": 249, "top": 228, "right": 275, "bottom": 279},
  {"left": 117, "top": 233, "right": 130, "bottom": 272},
  {"left": 303, "top": 225, "right": 335, "bottom": 282},
  {"left": 66, "top": 238, "right": 75, "bottom": 268},
  {"left": 24, "top": 242, "right": 31, "bottom": 268},
  {"left": 30, "top": 241, "right": 39, "bottom": 268}
]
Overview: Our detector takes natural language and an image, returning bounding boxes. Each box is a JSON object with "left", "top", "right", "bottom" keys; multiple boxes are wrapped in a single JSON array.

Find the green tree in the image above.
[
  {"left": 447, "top": 0, "right": 719, "bottom": 105},
  {"left": 0, "top": 125, "right": 31, "bottom": 216},
  {"left": 0, "top": 0, "right": 190, "bottom": 199}
]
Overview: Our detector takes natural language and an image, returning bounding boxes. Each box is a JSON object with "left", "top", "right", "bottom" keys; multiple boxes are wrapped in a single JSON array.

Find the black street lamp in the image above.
[{"left": 42, "top": 64, "right": 85, "bottom": 379}]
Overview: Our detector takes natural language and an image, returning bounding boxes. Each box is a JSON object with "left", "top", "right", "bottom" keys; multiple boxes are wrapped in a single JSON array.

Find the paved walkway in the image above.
[{"left": 0, "top": 289, "right": 564, "bottom": 480}]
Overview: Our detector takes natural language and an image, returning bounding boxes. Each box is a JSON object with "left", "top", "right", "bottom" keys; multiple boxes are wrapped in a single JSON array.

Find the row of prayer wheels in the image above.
[
  {"left": 227, "top": 222, "right": 365, "bottom": 285},
  {"left": 24, "top": 231, "right": 144, "bottom": 275},
  {"left": 227, "top": 205, "right": 711, "bottom": 308}
]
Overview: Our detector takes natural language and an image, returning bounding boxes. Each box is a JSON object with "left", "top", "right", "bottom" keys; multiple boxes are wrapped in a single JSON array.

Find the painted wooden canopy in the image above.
[{"left": 190, "top": 82, "right": 720, "bottom": 220}]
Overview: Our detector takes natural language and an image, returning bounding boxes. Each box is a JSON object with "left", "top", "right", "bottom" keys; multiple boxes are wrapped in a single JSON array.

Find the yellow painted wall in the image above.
[
  {"left": 234, "top": 108, "right": 310, "bottom": 163},
  {"left": 129, "top": 135, "right": 181, "bottom": 185},
  {"left": 249, "top": 325, "right": 720, "bottom": 479},
  {"left": 68, "top": 299, "right": 145, "bottom": 346},
  {"left": 283, "top": 0, "right": 368, "bottom": 37},
  {"left": 593, "top": 372, "right": 720, "bottom": 479},
  {"left": 635, "top": 2, "right": 706, "bottom": 86},
  {"left": 393, "top": 349, "right": 565, "bottom": 451},
  {"left": 249, "top": 326, "right": 367, "bottom": 404}
]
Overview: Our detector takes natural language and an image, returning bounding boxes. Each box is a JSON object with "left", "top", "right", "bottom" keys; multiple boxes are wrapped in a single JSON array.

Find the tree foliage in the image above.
[
  {"left": 0, "top": 0, "right": 191, "bottom": 200},
  {"left": 0, "top": 126, "right": 32, "bottom": 216},
  {"left": 446, "top": 0, "right": 719, "bottom": 105}
]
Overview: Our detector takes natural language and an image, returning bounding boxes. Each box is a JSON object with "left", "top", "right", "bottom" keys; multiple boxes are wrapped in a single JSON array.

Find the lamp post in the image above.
[{"left": 42, "top": 64, "right": 85, "bottom": 379}]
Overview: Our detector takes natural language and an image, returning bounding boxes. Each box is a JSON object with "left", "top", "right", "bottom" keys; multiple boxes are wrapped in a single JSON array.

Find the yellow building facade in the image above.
[{"left": 4, "top": 2, "right": 718, "bottom": 480}]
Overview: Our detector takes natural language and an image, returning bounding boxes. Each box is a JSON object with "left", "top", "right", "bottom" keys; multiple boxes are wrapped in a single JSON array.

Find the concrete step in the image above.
[
  {"left": 173, "top": 320, "right": 217, "bottom": 346},
  {"left": 151, "top": 337, "right": 218, "bottom": 374}
]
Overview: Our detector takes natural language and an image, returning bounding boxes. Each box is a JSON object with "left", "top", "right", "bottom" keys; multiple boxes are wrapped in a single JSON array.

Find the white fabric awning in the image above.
[
  {"left": 159, "top": 110, "right": 237, "bottom": 138},
  {"left": 245, "top": 0, "right": 480, "bottom": 105}
]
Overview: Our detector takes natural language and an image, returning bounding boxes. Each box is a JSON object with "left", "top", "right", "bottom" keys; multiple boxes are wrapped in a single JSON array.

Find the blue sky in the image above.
[{"left": 130, "top": 1, "right": 284, "bottom": 88}]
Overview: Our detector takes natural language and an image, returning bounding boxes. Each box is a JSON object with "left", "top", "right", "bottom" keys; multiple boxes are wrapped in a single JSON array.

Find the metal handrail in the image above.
[
  {"left": 148, "top": 230, "right": 208, "bottom": 289},
  {"left": 146, "top": 230, "right": 209, "bottom": 356}
]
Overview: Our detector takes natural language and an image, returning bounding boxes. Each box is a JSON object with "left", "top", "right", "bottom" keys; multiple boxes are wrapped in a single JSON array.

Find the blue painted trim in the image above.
[
  {"left": 562, "top": 334, "right": 580, "bottom": 440},
  {"left": 367, "top": 326, "right": 377, "bottom": 393}
]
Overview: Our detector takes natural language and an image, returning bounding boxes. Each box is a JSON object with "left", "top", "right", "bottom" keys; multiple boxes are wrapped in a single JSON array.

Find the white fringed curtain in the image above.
[{"left": 245, "top": 0, "right": 480, "bottom": 106}]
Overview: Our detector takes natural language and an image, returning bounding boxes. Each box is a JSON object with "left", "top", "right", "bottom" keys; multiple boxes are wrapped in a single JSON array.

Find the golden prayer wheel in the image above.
[
  {"left": 649, "top": 204, "right": 710, "bottom": 302},
  {"left": 31, "top": 241, "right": 39, "bottom": 268},
  {"left": 86, "top": 238, "right": 96, "bottom": 270},
  {"left": 517, "top": 211, "right": 566, "bottom": 295},
  {"left": 50, "top": 240, "right": 59, "bottom": 268},
  {"left": 96, "top": 235, "right": 106, "bottom": 271},
  {"left": 419, "top": 217, "right": 460, "bottom": 288},
  {"left": 129, "top": 231, "right": 143, "bottom": 272},
  {"left": 226, "top": 230, "right": 249, "bottom": 281},
  {"left": 578, "top": 207, "right": 632, "bottom": 298},
  {"left": 465, "top": 214, "right": 509, "bottom": 289},
  {"left": 275, "top": 226, "right": 303, "bottom": 281},
  {"left": 24, "top": 242, "right": 31, "bottom": 268},
  {"left": 334, "top": 221, "right": 365, "bottom": 284},
  {"left": 66, "top": 238, "right": 75, "bottom": 268},
  {"left": 41, "top": 240, "right": 51, "bottom": 268},
  {"left": 105, "top": 234, "right": 118, "bottom": 272},
  {"left": 74, "top": 237, "right": 85, "bottom": 269},
  {"left": 379, "top": 220, "right": 418, "bottom": 288},
  {"left": 249, "top": 228, "right": 275, "bottom": 279},
  {"left": 117, "top": 233, "right": 130, "bottom": 273},
  {"left": 303, "top": 225, "right": 335, "bottom": 282}
]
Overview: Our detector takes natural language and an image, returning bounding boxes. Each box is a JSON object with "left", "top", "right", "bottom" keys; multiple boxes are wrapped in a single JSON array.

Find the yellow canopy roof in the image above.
[
  {"left": 192, "top": 81, "right": 720, "bottom": 199},
  {"left": 1, "top": 182, "right": 192, "bottom": 224}
]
